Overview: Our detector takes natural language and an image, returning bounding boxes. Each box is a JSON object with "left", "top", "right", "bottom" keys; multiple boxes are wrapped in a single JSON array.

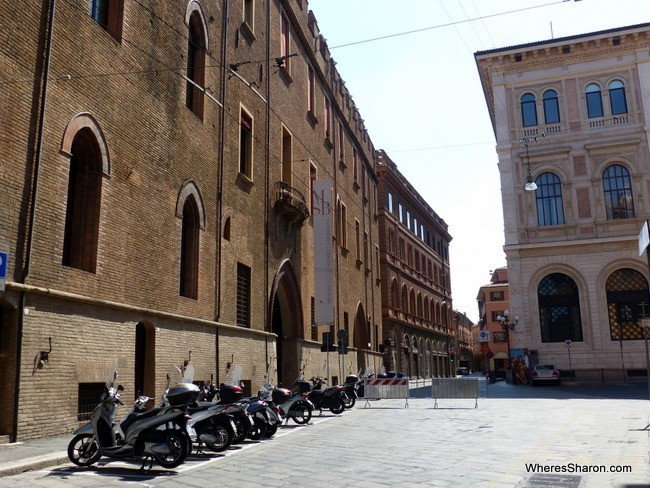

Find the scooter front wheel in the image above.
[
  {"left": 205, "top": 421, "right": 232, "bottom": 453},
  {"left": 289, "top": 404, "right": 312, "bottom": 424},
  {"left": 67, "top": 434, "right": 101, "bottom": 467},
  {"left": 263, "top": 421, "right": 278, "bottom": 438},
  {"left": 248, "top": 416, "right": 267, "bottom": 440},
  {"left": 153, "top": 430, "right": 188, "bottom": 469},
  {"left": 343, "top": 395, "right": 355, "bottom": 409},
  {"left": 329, "top": 399, "right": 345, "bottom": 415}
]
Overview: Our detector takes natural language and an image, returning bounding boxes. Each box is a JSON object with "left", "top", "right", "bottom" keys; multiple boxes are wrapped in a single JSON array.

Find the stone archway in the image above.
[
  {"left": 353, "top": 304, "right": 368, "bottom": 373},
  {"left": 268, "top": 260, "right": 304, "bottom": 386}
]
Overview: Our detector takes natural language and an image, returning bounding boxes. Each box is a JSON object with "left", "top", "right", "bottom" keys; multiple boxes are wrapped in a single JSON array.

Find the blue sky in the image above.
[{"left": 308, "top": 0, "right": 650, "bottom": 322}]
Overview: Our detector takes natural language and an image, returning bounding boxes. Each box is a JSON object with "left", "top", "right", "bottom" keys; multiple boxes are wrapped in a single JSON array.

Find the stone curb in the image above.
[{"left": 0, "top": 452, "right": 68, "bottom": 478}]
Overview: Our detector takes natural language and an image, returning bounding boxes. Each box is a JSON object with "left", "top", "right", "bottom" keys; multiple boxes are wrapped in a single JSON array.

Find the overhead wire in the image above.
[{"left": 5, "top": 0, "right": 561, "bottom": 210}]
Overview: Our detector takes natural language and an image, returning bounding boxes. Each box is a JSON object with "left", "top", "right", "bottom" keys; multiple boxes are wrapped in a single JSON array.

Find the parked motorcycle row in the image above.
[{"left": 66, "top": 363, "right": 368, "bottom": 470}]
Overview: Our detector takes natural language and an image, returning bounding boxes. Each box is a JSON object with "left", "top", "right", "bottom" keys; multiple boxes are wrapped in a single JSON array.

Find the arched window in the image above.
[
  {"left": 538, "top": 273, "right": 583, "bottom": 343},
  {"left": 521, "top": 93, "right": 537, "bottom": 127},
  {"left": 606, "top": 268, "right": 649, "bottom": 341},
  {"left": 603, "top": 164, "right": 634, "bottom": 220},
  {"left": 608, "top": 80, "right": 628, "bottom": 115},
  {"left": 180, "top": 196, "right": 200, "bottom": 299},
  {"left": 585, "top": 83, "right": 603, "bottom": 118},
  {"left": 417, "top": 293, "right": 423, "bottom": 318},
  {"left": 409, "top": 290, "right": 416, "bottom": 317},
  {"left": 223, "top": 216, "right": 231, "bottom": 241},
  {"left": 62, "top": 128, "right": 103, "bottom": 273},
  {"left": 535, "top": 172, "right": 565, "bottom": 226},
  {"left": 542, "top": 90, "right": 560, "bottom": 124},
  {"left": 186, "top": 11, "right": 206, "bottom": 118},
  {"left": 391, "top": 279, "right": 399, "bottom": 309},
  {"left": 401, "top": 285, "right": 408, "bottom": 313}
]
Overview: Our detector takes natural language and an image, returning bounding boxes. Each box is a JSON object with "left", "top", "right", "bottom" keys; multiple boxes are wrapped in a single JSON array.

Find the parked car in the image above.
[
  {"left": 456, "top": 367, "right": 470, "bottom": 376},
  {"left": 531, "top": 364, "right": 561, "bottom": 386}
]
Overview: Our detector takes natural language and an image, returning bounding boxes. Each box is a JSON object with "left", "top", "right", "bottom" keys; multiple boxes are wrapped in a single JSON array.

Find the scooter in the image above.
[
  {"left": 162, "top": 366, "right": 237, "bottom": 454},
  {"left": 259, "top": 378, "right": 314, "bottom": 425},
  {"left": 67, "top": 369, "right": 189, "bottom": 469},
  {"left": 343, "top": 374, "right": 360, "bottom": 408},
  {"left": 298, "top": 377, "right": 345, "bottom": 415}
]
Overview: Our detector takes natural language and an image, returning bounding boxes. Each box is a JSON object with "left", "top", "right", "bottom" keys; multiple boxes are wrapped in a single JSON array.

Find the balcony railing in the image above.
[
  {"left": 587, "top": 114, "right": 630, "bottom": 129},
  {"left": 275, "top": 181, "right": 309, "bottom": 226}
]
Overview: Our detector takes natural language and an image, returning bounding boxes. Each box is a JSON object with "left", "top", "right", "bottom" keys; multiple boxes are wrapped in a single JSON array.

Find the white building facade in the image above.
[{"left": 475, "top": 23, "right": 650, "bottom": 380}]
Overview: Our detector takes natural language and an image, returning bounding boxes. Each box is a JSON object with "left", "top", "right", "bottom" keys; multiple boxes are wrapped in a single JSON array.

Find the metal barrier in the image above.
[
  {"left": 363, "top": 378, "right": 409, "bottom": 407},
  {"left": 431, "top": 378, "right": 479, "bottom": 408}
]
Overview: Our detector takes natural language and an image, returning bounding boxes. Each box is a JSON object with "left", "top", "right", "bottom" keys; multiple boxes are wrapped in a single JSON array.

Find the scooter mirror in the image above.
[{"left": 117, "top": 384, "right": 125, "bottom": 391}]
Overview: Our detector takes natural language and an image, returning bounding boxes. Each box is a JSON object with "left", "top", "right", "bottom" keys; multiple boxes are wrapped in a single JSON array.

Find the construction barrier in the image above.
[
  {"left": 363, "top": 378, "right": 409, "bottom": 407},
  {"left": 431, "top": 378, "right": 479, "bottom": 408}
]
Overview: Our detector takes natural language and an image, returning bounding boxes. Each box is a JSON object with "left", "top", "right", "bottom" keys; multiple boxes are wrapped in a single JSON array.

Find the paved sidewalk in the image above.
[{"left": 0, "top": 435, "right": 69, "bottom": 478}]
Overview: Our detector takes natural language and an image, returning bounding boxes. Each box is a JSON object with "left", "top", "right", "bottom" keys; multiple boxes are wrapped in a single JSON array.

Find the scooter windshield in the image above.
[{"left": 225, "top": 364, "right": 243, "bottom": 386}]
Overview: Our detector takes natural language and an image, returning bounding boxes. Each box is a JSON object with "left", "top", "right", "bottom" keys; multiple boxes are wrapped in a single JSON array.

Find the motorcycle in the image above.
[
  {"left": 67, "top": 367, "right": 189, "bottom": 469},
  {"left": 298, "top": 376, "right": 345, "bottom": 415},
  {"left": 259, "top": 378, "right": 314, "bottom": 425}
]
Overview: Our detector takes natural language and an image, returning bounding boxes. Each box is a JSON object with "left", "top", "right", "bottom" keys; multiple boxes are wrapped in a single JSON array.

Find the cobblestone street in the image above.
[{"left": 1, "top": 378, "right": 648, "bottom": 488}]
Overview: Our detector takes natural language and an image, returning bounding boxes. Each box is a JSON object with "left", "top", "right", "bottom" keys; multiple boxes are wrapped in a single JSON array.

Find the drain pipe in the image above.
[
  {"left": 215, "top": 0, "right": 229, "bottom": 322},
  {"left": 14, "top": 0, "right": 57, "bottom": 442}
]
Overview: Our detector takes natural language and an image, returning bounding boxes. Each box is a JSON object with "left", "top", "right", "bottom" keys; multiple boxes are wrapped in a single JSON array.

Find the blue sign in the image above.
[{"left": 0, "top": 251, "right": 7, "bottom": 279}]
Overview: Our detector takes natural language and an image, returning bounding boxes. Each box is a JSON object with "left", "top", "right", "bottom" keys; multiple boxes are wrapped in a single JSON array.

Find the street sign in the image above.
[
  {"left": 639, "top": 221, "right": 650, "bottom": 256},
  {"left": 480, "top": 344, "right": 490, "bottom": 353},
  {"left": 449, "top": 343, "right": 456, "bottom": 352},
  {"left": 565, "top": 339, "right": 572, "bottom": 348},
  {"left": 485, "top": 351, "right": 494, "bottom": 359},
  {"left": 0, "top": 251, "right": 7, "bottom": 292},
  {"left": 478, "top": 330, "right": 490, "bottom": 342}
]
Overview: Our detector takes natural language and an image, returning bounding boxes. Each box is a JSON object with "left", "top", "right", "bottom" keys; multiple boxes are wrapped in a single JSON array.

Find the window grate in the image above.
[
  {"left": 78, "top": 383, "right": 105, "bottom": 422},
  {"left": 237, "top": 263, "right": 251, "bottom": 327}
]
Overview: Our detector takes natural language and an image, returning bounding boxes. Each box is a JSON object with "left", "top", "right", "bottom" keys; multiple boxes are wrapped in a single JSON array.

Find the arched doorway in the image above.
[
  {"left": 353, "top": 304, "right": 368, "bottom": 373},
  {"left": 269, "top": 261, "right": 304, "bottom": 386},
  {"left": 134, "top": 322, "right": 156, "bottom": 399}
]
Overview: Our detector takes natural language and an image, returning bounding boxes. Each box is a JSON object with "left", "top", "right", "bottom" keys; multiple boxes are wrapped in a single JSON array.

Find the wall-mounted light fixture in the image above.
[{"left": 33, "top": 337, "right": 52, "bottom": 374}]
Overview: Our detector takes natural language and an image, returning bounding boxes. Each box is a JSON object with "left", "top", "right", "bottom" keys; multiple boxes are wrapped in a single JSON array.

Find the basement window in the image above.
[{"left": 78, "top": 383, "right": 104, "bottom": 421}]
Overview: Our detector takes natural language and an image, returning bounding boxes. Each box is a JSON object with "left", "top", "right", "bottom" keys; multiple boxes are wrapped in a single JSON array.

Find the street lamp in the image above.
[{"left": 496, "top": 309, "right": 519, "bottom": 370}]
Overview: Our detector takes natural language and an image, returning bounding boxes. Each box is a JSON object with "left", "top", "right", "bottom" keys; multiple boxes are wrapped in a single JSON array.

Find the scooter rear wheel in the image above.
[
  {"left": 67, "top": 433, "right": 101, "bottom": 467},
  {"left": 153, "top": 430, "right": 188, "bottom": 469}
]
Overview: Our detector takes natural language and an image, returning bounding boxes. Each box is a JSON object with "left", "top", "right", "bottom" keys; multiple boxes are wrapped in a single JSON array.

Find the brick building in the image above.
[
  {"left": 475, "top": 23, "right": 650, "bottom": 380},
  {"left": 0, "top": 0, "right": 382, "bottom": 441},
  {"left": 452, "top": 310, "right": 474, "bottom": 372},
  {"left": 476, "top": 267, "right": 513, "bottom": 375},
  {"left": 376, "top": 150, "right": 453, "bottom": 377}
]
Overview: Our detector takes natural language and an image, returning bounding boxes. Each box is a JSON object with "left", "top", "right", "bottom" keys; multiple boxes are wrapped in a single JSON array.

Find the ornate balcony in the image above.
[{"left": 275, "top": 181, "right": 309, "bottom": 227}]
